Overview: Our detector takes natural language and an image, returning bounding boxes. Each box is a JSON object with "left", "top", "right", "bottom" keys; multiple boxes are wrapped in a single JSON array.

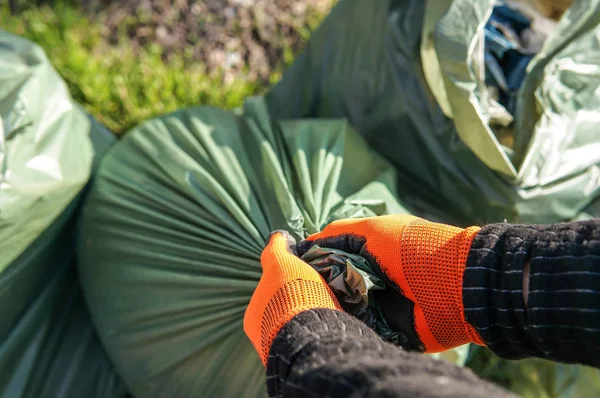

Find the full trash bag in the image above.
[
  {"left": 264, "top": 0, "right": 600, "bottom": 395},
  {"left": 266, "top": 0, "right": 600, "bottom": 226},
  {"left": 0, "top": 31, "right": 126, "bottom": 397},
  {"left": 77, "top": 97, "right": 411, "bottom": 397}
]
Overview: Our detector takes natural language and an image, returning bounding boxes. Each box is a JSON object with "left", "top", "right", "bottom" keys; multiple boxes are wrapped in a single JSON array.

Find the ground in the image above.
[
  {"left": 2, "top": 0, "right": 334, "bottom": 133},
  {"left": 89, "top": 0, "right": 334, "bottom": 84}
]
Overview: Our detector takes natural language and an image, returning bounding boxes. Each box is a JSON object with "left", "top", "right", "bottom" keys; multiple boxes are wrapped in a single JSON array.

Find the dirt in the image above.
[{"left": 85, "top": 0, "right": 334, "bottom": 84}]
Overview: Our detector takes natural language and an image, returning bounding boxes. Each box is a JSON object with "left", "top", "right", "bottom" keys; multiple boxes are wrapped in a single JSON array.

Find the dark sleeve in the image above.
[
  {"left": 266, "top": 308, "right": 514, "bottom": 398},
  {"left": 464, "top": 220, "right": 600, "bottom": 367}
]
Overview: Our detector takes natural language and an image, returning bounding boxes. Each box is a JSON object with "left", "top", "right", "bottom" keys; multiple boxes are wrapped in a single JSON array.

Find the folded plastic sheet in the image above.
[
  {"left": 78, "top": 97, "right": 411, "bottom": 397},
  {"left": 302, "top": 246, "right": 399, "bottom": 344},
  {"left": 0, "top": 31, "right": 126, "bottom": 397}
]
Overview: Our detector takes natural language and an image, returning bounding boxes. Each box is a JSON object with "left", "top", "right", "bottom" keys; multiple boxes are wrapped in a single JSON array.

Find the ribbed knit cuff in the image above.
[
  {"left": 464, "top": 221, "right": 600, "bottom": 367},
  {"left": 463, "top": 223, "right": 542, "bottom": 359}
]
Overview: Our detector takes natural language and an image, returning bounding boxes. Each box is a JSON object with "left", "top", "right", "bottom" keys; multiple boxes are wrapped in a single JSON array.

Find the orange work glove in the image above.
[
  {"left": 244, "top": 231, "right": 342, "bottom": 366},
  {"left": 298, "top": 215, "right": 485, "bottom": 353}
]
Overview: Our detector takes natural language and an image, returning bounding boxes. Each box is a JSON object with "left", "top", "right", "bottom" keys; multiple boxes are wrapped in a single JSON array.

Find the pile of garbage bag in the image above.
[{"left": 4, "top": 0, "right": 600, "bottom": 397}]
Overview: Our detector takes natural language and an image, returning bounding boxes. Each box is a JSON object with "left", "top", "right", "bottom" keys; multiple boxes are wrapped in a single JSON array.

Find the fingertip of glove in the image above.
[
  {"left": 268, "top": 229, "right": 292, "bottom": 241},
  {"left": 266, "top": 230, "right": 298, "bottom": 256}
]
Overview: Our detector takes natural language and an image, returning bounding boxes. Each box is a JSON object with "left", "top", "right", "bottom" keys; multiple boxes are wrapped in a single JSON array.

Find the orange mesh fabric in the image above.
[
  {"left": 306, "top": 215, "right": 484, "bottom": 352},
  {"left": 244, "top": 233, "right": 341, "bottom": 366},
  {"left": 398, "top": 220, "right": 484, "bottom": 351}
]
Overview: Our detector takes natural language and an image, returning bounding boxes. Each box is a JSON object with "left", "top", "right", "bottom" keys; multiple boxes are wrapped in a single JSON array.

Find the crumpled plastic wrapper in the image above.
[{"left": 302, "top": 245, "right": 400, "bottom": 344}]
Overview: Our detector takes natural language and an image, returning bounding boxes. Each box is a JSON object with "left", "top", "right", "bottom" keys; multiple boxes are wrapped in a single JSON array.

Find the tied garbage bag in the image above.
[
  {"left": 78, "top": 97, "right": 411, "bottom": 398},
  {"left": 265, "top": 0, "right": 600, "bottom": 395},
  {"left": 0, "top": 31, "right": 126, "bottom": 397}
]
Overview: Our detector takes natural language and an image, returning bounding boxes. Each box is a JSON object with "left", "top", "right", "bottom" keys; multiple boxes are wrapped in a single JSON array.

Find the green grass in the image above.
[{"left": 1, "top": 4, "right": 264, "bottom": 134}]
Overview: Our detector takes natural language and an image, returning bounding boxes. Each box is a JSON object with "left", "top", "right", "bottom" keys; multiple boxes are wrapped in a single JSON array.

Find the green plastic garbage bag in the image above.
[
  {"left": 264, "top": 0, "right": 600, "bottom": 395},
  {"left": 265, "top": 0, "right": 600, "bottom": 226},
  {"left": 78, "top": 97, "right": 412, "bottom": 397},
  {"left": 0, "top": 31, "right": 126, "bottom": 397}
]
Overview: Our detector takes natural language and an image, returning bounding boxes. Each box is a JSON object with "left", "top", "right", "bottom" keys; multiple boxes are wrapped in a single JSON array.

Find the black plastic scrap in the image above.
[
  {"left": 302, "top": 245, "right": 400, "bottom": 345},
  {"left": 484, "top": 5, "right": 536, "bottom": 116}
]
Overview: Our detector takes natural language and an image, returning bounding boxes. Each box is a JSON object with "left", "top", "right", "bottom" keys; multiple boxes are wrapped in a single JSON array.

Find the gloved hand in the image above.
[
  {"left": 298, "top": 215, "right": 485, "bottom": 353},
  {"left": 244, "top": 231, "right": 342, "bottom": 366}
]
